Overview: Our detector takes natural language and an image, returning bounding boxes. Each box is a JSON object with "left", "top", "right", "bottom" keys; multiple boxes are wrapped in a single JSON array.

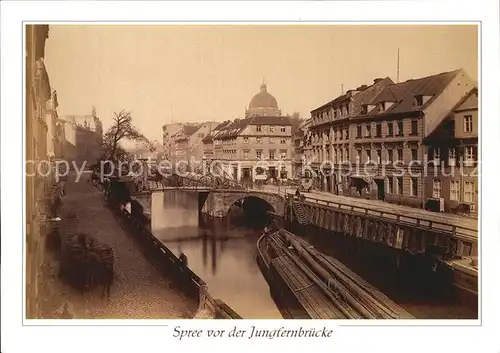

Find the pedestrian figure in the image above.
[{"left": 179, "top": 252, "right": 188, "bottom": 267}]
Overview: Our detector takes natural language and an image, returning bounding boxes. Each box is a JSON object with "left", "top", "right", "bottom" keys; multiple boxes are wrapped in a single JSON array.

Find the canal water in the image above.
[{"left": 151, "top": 190, "right": 282, "bottom": 319}]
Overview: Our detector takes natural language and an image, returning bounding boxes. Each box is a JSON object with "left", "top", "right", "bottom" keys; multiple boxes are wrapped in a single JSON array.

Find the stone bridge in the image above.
[{"left": 200, "top": 190, "right": 286, "bottom": 218}]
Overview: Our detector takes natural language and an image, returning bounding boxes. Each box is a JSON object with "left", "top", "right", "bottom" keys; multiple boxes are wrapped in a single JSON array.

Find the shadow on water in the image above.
[{"left": 151, "top": 190, "right": 282, "bottom": 319}]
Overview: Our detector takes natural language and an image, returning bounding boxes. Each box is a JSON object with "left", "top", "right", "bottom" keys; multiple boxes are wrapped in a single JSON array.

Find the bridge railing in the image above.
[{"left": 285, "top": 194, "right": 477, "bottom": 242}]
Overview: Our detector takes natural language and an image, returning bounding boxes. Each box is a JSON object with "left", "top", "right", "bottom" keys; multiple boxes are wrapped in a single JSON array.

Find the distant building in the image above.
[
  {"left": 162, "top": 123, "right": 184, "bottom": 159},
  {"left": 292, "top": 119, "right": 310, "bottom": 178},
  {"left": 212, "top": 82, "right": 293, "bottom": 182},
  {"left": 172, "top": 124, "right": 201, "bottom": 169},
  {"left": 202, "top": 121, "right": 231, "bottom": 159},
  {"left": 63, "top": 108, "right": 103, "bottom": 168}
]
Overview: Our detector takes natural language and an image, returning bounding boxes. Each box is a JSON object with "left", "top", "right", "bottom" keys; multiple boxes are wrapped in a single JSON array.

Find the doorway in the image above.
[{"left": 375, "top": 179, "right": 385, "bottom": 200}]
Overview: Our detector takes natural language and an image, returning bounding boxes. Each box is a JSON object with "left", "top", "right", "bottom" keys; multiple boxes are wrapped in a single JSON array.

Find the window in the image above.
[
  {"left": 413, "top": 95, "right": 423, "bottom": 106},
  {"left": 256, "top": 125, "right": 262, "bottom": 132},
  {"left": 465, "top": 146, "right": 474, "bottom": 164},
  {"left": 280, "top": 150, "right": 287, "bottom": 159},
  {"left": 411, "top": 148, "right": 418, "bottom": 161},
  {"left": 411, "top": 177, "right": 419, "bottom": 197},
  {"left": 269, "top": 150, "right": 275, "bottom": 160},
  {"left": 280, "top": 138, "right": 286, "bottom": 144},
  {"left": 411, "top": 120, "right": 418, "bottom": 135},
  {"left": 269, "top": 126, "right": 275, "bottom": 133},
  {"left": 387, "top": 122, "right": 394, "bottom": 137},
  {"left": 345, "top": 127, "right": 349, "bottom": 139},
  {"left": 464, "top": 115, "right": 473, "bottom": 133},
  {"left": 243, "top": 150, "right": 249, "bottom": 160},
  {"left": 366, "top": 149, "right": 371, "bottom": 162},
  {"left": 357, "top": 125, "right": 362, "bottom": 138},
  {"left": 433, "top": 147, "right": 441, "bottom": 164},
  {"left": 397, "top": 121, "right": 404, "bottom": 136},
  {"left": 281, "top": 126, "right": 286, "bottom": 133},
  {"left": 355, "top": 149, "right": 361, "bottom": 163},
  {"left": 256, "top": 137, "right": 262, "bottom": 144},
  {"left": 244, "top": 137, "right": 249, "bottom": 144},
  {"left": 269, "top": 137, "right": 275, "bottom": 144},
  {"left": 388, "top": 149, "right": 394, "bottom": 163},
  {"left": 376, "top": 124, "right": 382, "bottom": 137},
  {"left": 395, "top": 177, "right": 403, "bottom": 195},
  {"left": 432, "top": 179, "right": 441, "bottom": 198},
  {"left": 256, "top": 151, "right": 262, "bottom": 159},
  {"left": 388, "top": 177, "right": 394, "bottom": 193},
  {"left": 464, "top": 181, "right": 474, "bottom": 202},
  {"left": 450, "top": 181, "right": 460, "bottom": 201},
  {"left": 365, "top": 124, "right": 371, "bottom": 137},
  {"left": 448, "top": 148, "right": 456, "bottom": 166},
  {"left": 397, "top": 148, "right": 403, "bottom": 163}
]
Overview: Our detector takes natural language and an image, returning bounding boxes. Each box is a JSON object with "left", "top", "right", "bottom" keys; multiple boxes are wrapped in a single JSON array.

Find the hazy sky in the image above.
[{"left": 44, "top": 25, "right": 478, "bottom": 143}]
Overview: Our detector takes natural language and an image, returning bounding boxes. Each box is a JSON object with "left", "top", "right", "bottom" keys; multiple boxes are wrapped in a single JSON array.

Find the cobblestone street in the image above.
[{"left": 37, "top": 174, "right": 197, "bottom": 319}]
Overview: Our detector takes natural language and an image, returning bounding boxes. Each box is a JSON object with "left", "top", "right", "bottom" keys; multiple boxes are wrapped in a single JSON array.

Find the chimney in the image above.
[{"left": 373, "top": 78, "right": 383, "bottom": 84}]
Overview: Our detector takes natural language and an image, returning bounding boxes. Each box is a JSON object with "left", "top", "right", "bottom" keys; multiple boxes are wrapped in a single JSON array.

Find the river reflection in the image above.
[{"left": 151, "top": 191, "right": 282, "bottom": 319}]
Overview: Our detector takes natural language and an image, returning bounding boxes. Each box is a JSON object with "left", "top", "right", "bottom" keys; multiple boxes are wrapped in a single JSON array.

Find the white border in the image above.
[{"left": 2, "top": 1, "right": 499, "bottom": 353}]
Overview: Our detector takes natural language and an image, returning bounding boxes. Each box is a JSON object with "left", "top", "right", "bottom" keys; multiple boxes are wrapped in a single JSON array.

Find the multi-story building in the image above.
[
  {"left": 63, "top": 108, "right": 103, "bottom": 168},
  {"left": 424, "top": 87, "right": 478, "bottom": 214},
  {"left": 211, "top": 82, "right": 293, "bottom": 182},
  {"left": 161, "top": 122, "right": 184, "bottom": 159},
  {"left": 308, "top": 77, "right": 394, "bottom": 193},
  {"left": 308, "top": 69, "right": 476, "bottom": 211},
  {"left": 202, "top": 121, "right": 231, "bottom": 159},
  {"left": 26, "top": 24, "right": 55, "bottom": 318},
  {"left": 349, "top": 69, "right": 476, "bottom": 208},
  {"left": 173, "top": 125, "right": 200, "bottom": 166},
  {"left": 292, "top": 119, "right": 310, "bottom": 179}
]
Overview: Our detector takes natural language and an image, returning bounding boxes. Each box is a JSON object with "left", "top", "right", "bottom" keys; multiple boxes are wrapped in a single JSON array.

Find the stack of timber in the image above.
[{"left": 257, "top": 228, "right": 414, "bottom": 319}]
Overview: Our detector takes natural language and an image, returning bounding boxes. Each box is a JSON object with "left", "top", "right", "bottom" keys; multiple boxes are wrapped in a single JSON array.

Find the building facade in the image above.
[
  {"left": 161, "top": 122, "right": 184, "bottom": 159},
  {"left": 211, "top": 83, "right": 293, "bottom": 183},
  {"left": 424, "top": 87, "right": 479, "bottom": 214},
  {"left": 308, "top": 77, "right": 394, "bottom": 193},
  {"left": 63, "top": 108, "right": 103, "bottom": 169},
  {"left": 202, "top": 121, "right": 231, "bottom": 159},
  {"left": 26, "top": 24, "right": 57, "bottom": 318}
]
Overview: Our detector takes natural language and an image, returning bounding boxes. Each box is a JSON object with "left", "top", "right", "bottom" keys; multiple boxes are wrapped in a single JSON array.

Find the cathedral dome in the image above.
[
  {"left": 249, "top": 83, "right": 278, "bottom": 109},
  {"left": 246, "top": 82, "right": 281, "bottom": 117}
]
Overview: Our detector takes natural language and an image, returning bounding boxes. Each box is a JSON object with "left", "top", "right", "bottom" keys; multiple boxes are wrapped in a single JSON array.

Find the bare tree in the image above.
[
  {"left": 101, "top": 110, "right": 148, "bottom": 162},
  {"left": 290, "top": 112, "right": 305, "bottom": 134}
]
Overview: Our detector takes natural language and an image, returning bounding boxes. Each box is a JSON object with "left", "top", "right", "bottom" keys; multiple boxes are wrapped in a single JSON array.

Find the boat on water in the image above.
[{"left": 256, "top": 228, "right": 414, "bottom": 319}]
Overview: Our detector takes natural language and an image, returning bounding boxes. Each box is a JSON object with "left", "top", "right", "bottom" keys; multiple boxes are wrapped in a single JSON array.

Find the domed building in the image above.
[{"left": 245, "top": 82, "right": 282, "bottom": 117}]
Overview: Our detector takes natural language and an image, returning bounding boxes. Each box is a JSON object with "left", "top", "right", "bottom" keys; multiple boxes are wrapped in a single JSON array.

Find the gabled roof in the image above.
[
  {"left": 453, "top": 87, "right": 478, "bottom": 112},
  {"left": 359, "top": 69, "right": 461, "bottom": 118},
  {"left": 212, "top": 115, "right": 292, "bottom": 139},
  {"left": 311, "top": 77, "right": 393, "bottom": 113},
  {"left": 213, "top": 118, "right": 253, "bottom": 139},
  {"left": 249, "top": 116, "right": 292, "bottom": 126}
]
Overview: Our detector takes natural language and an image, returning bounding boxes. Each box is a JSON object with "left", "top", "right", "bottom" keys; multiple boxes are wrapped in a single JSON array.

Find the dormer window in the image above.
[
  {"left": 361, "top": 105, "right": 368, "bottom": 115},
  {"left": 379, "top": 102, "right": 385, "bottom": 111},
  {"left": 413, "top": 95, "right": 424, "bottom": 107}
]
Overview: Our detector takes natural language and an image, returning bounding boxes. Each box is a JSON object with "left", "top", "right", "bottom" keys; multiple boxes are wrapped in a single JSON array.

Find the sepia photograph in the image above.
[{"left": 24, "top": 23, "right": 480, "bottom": 321}]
